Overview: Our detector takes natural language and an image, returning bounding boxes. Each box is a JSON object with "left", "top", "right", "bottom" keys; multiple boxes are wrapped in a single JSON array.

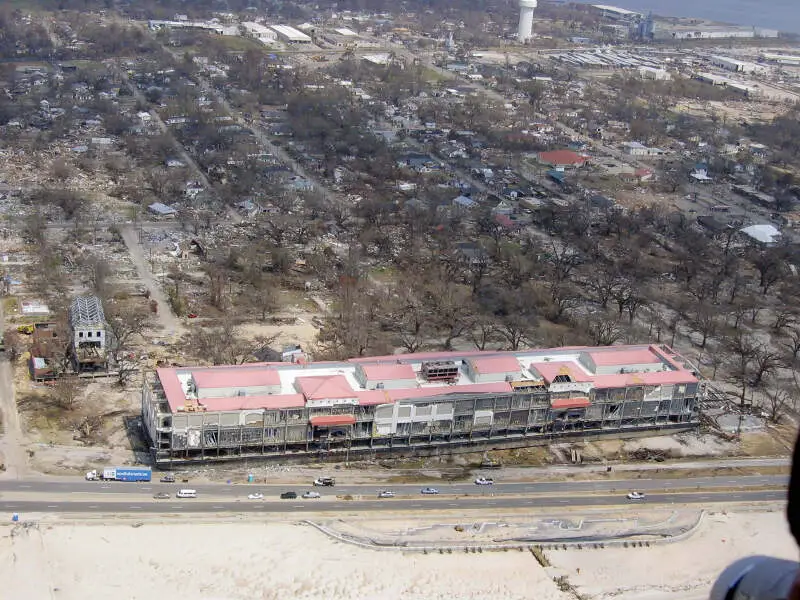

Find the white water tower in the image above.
[{"left": 518, "top": 0, "right": 537, "bottom": 42}]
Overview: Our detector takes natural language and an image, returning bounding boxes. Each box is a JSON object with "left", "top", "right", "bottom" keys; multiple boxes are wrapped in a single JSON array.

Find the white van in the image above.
[{"left": 176, "top": 489, "right": 197, "bottom": 498}]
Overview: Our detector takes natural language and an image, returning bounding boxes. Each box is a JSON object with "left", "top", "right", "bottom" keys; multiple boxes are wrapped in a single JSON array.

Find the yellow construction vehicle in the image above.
[{"left": 17, "top": 324, "right": 34, "bottom": 335}]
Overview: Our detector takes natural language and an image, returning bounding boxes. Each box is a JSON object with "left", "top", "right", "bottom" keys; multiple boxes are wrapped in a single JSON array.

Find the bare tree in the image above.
[
  {"left": 469, "top": 316, "right": 499, "bottom": 351},
  {"left": 725, "top": 331, "right": 757, "bottom": 404},
  {"left": 588, "top": 316, "right": 625, "bottom": 346},
  {"left": 51, "top": 376, "right": 83, "bottom": 411},
  {"left": 751, "top": 345, "right": 781, "bottom": 388},
  {"left": 783, "top": 326, "right": 800, "bottom": 365},
  {"left": 763, "top": 379, "right": 793, "bottom": 424},
  {"left": 190, "top": 318, "right": 279, "bottom": 365},
  {"left": 105, "top": 302, "right": 153, "bottom": 385}
]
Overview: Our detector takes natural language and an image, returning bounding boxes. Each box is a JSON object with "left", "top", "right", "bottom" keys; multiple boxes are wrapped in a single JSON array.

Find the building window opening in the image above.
[{"left": 553, "top": 374, "right": 572, "bottom": 383}]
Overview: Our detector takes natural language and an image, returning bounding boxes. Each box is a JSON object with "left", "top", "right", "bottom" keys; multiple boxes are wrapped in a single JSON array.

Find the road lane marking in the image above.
[
  {"left": 89, "top": 505, "right": 98, "bottom": 509},
  {"left": 130, "top": 506, "right": 142, "bottom": 509},
  {"left": 19, "top": 485, "right": 31, "bottom": 489},
  {"left": 213, "top": 505, "right": 223, "bottom": 509},
  {"left": 293, "top": 505, "right": 305, "bottom": 508},
  {"left": 47, "top": 505, "right": 58, "bottom": 508}
]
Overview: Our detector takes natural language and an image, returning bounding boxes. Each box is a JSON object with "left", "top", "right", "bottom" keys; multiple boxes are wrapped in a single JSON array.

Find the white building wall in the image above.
[
  {"left": 363, "top": 378, "right": 417, "bottom": 390},
  {"left": 195, "top": 384, "right": 280, "bottom": 399}
]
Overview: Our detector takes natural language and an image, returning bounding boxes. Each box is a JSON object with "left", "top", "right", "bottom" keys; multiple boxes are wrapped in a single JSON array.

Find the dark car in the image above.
[{"left": 280, "top": 491, "right": 297, "bottom": 499}]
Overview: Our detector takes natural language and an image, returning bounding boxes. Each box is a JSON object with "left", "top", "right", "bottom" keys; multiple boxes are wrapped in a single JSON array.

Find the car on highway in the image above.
[
  {"left": 302, "top": 491, "right": 321, "bottom": 499},
  {"left": 176, "top": 489, "right": 197, "bottom": 498},
  {"left": 159, "top": 474, "right": 175, "bottom": 483},
  {"left": 474, "top": 477, "right": 494, "bottom": 485},
  {"left": 153, "top": 492, "right": 170, "bottom": 500},
  {"left": 280, "top": 491, "right": 297, "bottom": 500},
  {"left": 313, "top": 477, "right": 335, "bottom": 487},
  {"left": 420, "top": 487, "right": 439, "bottom": 495},
  {"left": 247, "top": 493, "right": 264, "bottom": 500},
  {"left": 627, "top": 491, "right": 646, "bottom": 500},
  {"left": 377, "top": 490, "right": 395, "bottom": 498}
]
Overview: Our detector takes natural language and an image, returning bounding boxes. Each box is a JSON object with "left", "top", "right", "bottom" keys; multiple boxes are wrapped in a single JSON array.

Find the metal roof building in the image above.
[
  {"left": 270, "top": 24, "right": 312, "bottom": 43},
  {"left": 69, "top": 296, "right": 106, "bottom": 329}
]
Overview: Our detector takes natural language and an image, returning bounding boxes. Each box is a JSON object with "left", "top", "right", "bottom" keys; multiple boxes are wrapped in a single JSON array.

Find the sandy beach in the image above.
[
  {"left": 548, "top": 510, "right": 798, "bottom": 600},
  {"left": 1, "top": 520, "right": 568, "bottom": 600},
  {"left": 0, "top": 510, "right": 795, "bottom": 600}
]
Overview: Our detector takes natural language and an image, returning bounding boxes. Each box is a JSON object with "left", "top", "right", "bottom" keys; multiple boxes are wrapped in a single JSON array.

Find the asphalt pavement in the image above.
[
  {"left": 0, "top": 489, "right": 784, "bottom": 514},
  {"left": 0, "top": 474, "right": 786, "bottom": 498}
]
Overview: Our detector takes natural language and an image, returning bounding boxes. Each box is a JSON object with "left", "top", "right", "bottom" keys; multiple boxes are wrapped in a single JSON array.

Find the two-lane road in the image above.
[{"left": 0, "top": 489, "right": 785, "bottom": 514}]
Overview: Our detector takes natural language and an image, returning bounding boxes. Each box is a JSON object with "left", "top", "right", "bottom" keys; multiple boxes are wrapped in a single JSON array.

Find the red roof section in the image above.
[
  {"left": 295, "top": 375, "right": 356, "bottom": 400},
  {"left": 551, "top": 397, "right": 591, "bottom": 409},
  {"left": 200, "top": 393, "right": 305, "bottom": 411},
  {"left": 592, "top": 370, "right": 697, "bottom": 389},
  {"left": 538, "top": 150, "right": 587, "bottom": 167},
  {"left": 192, "top": 368, "right": 280, "bottom": 389},
  {"left": 468, "top": 355, "right": 522, "bottom": 375},
  {"left": 585, "top": 348, "right": 661, "bottom": 367},
  {"left": 359, "top": 363, "right": 417, "bottom": 381},
  {"left": 310, "top": 415, "right": 356, "bottom": 426},
  {"left": 356, "top": 390, "right": 393, "bottom": 405},
  {"left": 387, "top": 382, "right": 512, "bottom": 401},
  {"left": 157, "top": 368, "right": 187, "bottom": 412},
  {"left": 530, "top": 361, "right": 592, "bottom": 384}
]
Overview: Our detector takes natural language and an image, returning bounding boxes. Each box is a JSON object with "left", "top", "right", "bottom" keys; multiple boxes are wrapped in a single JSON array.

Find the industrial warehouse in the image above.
[{"left": 141, "top": 344, "right": 702, "bottom": 466}]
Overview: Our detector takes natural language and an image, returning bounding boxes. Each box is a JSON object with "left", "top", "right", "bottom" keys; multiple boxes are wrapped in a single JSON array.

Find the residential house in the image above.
[
  {"left": 148, "top": 202, "right": 177, "bottom": 218},
  {"left": 452, "top": 195, "right": 478, "bottom": 210},
  {"left": 537, "top": 150, "right": 588, "bottom": 169}
]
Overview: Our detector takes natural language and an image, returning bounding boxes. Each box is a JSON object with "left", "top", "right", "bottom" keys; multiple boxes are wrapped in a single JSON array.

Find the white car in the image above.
[
  {"left": 627, "top": 491, "right": 646, "bottom": 500},
  {"left": 474, "top": 477, "right": 494, "bottom": 485},
  {"left": 377, "top": 490, "right": 395, "bottom": 498},
  {"left": 247, "top": 493, "right": 264, "bottom": 500},
  {"left": 420, "top": 487, "right": 439, "bottom": 495},
  {"left": 302, "top": 491, "right": 321, "bottom": 499}
]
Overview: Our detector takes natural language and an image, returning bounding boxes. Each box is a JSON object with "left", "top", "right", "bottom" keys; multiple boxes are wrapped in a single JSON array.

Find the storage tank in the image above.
[{"left": 518, "top": 0, "right": 537, "bottom": 42}]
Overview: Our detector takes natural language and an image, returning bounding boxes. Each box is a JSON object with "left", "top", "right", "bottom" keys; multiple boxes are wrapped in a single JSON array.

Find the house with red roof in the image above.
[{"left": 537, "top": 150, "right": 588, "bottom": 168}]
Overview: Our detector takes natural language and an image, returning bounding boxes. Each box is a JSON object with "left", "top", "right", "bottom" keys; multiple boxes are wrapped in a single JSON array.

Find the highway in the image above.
[
  {"left": 0, "top": 490, "right": 785, "bottom": 514},
  {"left": 0, "top": 474, "right": 786, "bottom": 498}
]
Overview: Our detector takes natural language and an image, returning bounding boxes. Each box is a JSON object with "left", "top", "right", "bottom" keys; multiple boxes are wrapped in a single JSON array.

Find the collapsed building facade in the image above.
[{"left": 141, "top": 344, "right": 702, "bottom": 466}]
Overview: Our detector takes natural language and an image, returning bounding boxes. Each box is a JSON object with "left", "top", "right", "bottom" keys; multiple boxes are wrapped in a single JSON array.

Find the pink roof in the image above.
[
  {"left": 157, "top": 368, "right": 187, "bottom": 412},
  {"left": 192, "top": 368, "right": 280, "bottom": 389},
  {"left": 357, "top": 390, "right": 393, "bottom": 406},
  {"left": 552, "top": 397, "right": 591, "bottom": 409},
  {"left": 530, "top": 361, "right": 592, "bottom": 384},
  {"left": 538, "top": 150, "right": 587, "bottom": 166},
  {"left": 359, "top": 363, "right": 417, "bottom": 381},
  {"left": 295, "top": 375, "right": 356, "bottom": 400},
  {"left": 468, "top": 355, "right": 522, "bottom": 375},
  {"left": 387, "top": 382, "right": 512, "bottom": 401},
  {"left": 349, "top": 349, "right": 489, "bottom": 363},
  {"left": 585, "top": 348, "right": 661, "bottom": 367},
  {"left": 593, "top": 370, "right": 697, "bottom": 389},
  {"left": 199, "top": 393, "right": 305, "bottom": 411},
  {"left": 310, "top": 414, "right": 356, "bottom": 426}
]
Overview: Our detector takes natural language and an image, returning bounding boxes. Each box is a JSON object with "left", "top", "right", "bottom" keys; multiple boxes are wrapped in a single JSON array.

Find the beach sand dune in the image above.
[{"left": 0, "top": 521, "right": 570, "bottom": 600}]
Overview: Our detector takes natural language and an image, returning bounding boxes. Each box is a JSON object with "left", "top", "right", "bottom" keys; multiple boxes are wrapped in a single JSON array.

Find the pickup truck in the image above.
[
  {"left": 474, "top": 477, "right": 494, "bottom": 485},
  {"left": 313, "top": 477, "right": 335, "bottom": 487}
]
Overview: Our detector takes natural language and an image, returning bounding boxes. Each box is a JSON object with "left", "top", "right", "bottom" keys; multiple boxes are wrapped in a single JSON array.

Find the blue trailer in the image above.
[{"left": 101, "top": 467, "right": 152, "bottom": 482}]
